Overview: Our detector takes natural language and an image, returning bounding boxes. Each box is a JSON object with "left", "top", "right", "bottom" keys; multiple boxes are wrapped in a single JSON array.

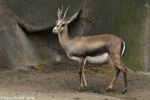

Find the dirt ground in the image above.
[{"left": 0, "top": 63, "right": 150, "bottom": 100}]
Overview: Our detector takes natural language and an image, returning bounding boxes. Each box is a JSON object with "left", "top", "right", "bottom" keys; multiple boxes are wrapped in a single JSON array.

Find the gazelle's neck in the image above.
[{"left": 58, "top": 27, "right": 70, "bottom": 50}]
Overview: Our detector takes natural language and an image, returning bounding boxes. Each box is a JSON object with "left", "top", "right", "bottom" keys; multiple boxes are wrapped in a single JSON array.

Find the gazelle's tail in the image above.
[
  {"left": 120, "top": 42, "right": 135, "bottom": 73},
  {"left": 121, "top": 41, "right": 126, "bottom": 57}
]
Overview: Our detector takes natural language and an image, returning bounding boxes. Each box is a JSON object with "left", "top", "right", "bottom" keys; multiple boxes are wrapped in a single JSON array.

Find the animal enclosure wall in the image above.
[{"left": 0, "top": 0, "right": 149, "bottom": 71}]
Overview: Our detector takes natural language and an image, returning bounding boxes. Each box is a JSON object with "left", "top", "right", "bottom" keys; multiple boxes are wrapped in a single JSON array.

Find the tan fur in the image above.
[{"left": 52, "top": 7, "right": 128, "bottom": 93}]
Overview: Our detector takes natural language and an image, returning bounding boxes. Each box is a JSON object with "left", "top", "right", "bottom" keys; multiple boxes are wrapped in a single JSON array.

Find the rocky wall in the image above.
[{"left": 0, "top": 0, "right": 148, "bottom": 71}]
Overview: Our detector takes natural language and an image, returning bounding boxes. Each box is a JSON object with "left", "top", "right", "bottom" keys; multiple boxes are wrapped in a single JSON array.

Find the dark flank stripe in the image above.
[{"left": 72, "top": 45, "right": 109, "bottom": 57}]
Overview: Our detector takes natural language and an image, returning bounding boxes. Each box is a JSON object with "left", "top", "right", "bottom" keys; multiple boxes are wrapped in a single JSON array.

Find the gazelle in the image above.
[{"left": 52, "top": 6, "right": 128, "bottom": 94}]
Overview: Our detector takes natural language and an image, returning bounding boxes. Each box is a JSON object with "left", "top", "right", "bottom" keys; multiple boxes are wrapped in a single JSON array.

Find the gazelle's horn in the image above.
[
  {"left": 63, "top": 6, "right": 69, "bottom": 20},
  {"left": 57, "top": 5, "right": 63, "bottom": 19},
  {"left": 57, "top": 8, "right": 61, "bottom": 19},
  {"left": 60, "top": 5, "right": 63, "bottom": 18}
]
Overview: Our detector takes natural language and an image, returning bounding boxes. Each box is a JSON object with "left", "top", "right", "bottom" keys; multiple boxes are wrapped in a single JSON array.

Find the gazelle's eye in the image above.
[{"left": 61, "top": 24, "right": 65, "bottom": 27}]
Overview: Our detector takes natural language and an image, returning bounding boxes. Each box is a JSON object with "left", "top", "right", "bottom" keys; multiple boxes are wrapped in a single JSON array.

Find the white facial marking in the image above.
[
  {"left": 57, "top": 20, "right": 62, "bottom": 25},
  {"left": 52, "top": 26, "right": 58, "bottom": 33}
]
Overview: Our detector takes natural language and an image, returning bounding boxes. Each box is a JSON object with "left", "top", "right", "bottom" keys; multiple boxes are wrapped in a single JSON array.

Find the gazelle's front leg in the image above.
[
  {"left": 78, "top": 58, "right": 87, "bottom": 91},
  {"left": 79, "top": 64, "right": 83, "bottom": 90},
  {"left": 82, "top": 59, "right": 87, "bottom": 87}
]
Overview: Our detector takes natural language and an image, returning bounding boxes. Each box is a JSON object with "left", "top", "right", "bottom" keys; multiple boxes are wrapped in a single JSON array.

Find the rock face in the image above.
[{"left": 0, "top": 0, "right": 149, "bottom": 71}]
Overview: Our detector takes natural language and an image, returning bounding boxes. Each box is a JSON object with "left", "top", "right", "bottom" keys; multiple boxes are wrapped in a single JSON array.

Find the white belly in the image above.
[
  {"left": 86, "top": 53, "right": 109, "bottom": 64},
  {"left": 69, "top": 56, "right": 81, "bottom": 62},
  {"left": 68, "top": 53, "right": 109, "bottom": 64}
]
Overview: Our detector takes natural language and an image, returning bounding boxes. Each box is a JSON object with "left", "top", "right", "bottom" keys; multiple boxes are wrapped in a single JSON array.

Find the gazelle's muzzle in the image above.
[{"left": 52, "top": 26, "right": 58, "bottom": 34}]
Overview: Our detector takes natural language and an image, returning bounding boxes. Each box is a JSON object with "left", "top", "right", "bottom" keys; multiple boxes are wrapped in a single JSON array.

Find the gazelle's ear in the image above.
[{"left": 67, "top": 12, "right": 79, "bottom": 24}]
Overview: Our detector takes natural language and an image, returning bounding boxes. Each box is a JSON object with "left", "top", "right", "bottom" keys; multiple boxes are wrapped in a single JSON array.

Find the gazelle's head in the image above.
[{"left": 53, "top": 6, "right": 79, "bottom": 34}]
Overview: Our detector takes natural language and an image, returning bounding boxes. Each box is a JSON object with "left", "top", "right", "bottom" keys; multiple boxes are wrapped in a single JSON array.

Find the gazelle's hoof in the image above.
[
  {"left": 121, "top": 89, "right": 127, "bottom": 94},
  {"left": 84, "top": 83, "right": 88, "bottom": 87},
  {"left": 77, "top": 87, "right": 84, "bottom": 92},
  {"left": 105, "top": 87, "right": 113, "bottom": 92}
]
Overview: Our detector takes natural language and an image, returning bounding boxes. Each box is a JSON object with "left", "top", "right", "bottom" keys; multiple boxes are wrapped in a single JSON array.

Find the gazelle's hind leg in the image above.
[
  {"left": 121, "top": 62, "right": 128, "bottom": 94},
  {"left": 111, "top": 55, "right": 127, "bottom": 94},
  {"left": 106, "top": 57, "right": 121, "bottom": 92},
  {"left": 106, "top": 67, "right": 120, "bottom": 92}
]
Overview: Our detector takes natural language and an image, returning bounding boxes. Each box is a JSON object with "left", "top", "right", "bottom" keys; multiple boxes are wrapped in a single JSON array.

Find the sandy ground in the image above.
[{"left": 0, "top": 63, "right": 150, "bottom": 100}]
